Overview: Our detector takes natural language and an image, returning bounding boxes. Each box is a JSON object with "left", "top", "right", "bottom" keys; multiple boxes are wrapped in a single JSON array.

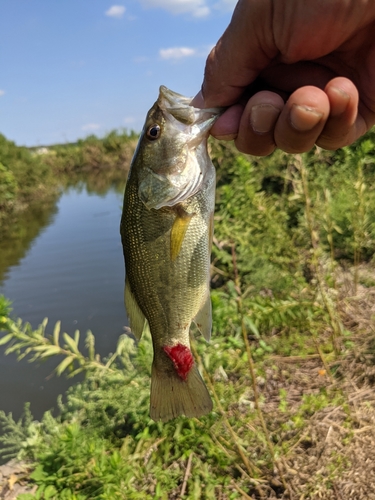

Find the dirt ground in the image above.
[
  {"left": 260, "top": 357, "right": 375, "bottom": 500},
  {"left": 257, "top": 267, "right": 375, "bottom": 499},
  {"left": 0, "top": 268, "right": 374, "bottom": 500},
  {"left": 0, "top": 460, "right": 36, "bottom": 499}
]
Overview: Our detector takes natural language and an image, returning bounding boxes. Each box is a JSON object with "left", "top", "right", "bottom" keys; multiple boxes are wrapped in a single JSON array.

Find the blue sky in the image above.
[{"left": 0, "top": 0, "right": 236, "bottom": 147}]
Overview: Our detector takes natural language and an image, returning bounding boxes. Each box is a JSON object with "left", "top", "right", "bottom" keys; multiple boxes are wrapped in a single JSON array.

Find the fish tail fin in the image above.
[{"left": 150, "top": 362, "right": 212, "bottom": 423}]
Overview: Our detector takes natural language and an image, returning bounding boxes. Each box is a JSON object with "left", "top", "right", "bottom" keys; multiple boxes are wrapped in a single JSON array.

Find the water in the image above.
[{"left": 0, "top": 181, "right": 128, "bottom": 420}]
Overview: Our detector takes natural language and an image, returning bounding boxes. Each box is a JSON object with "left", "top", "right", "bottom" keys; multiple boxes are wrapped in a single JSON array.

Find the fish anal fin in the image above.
[
  {"left": 150, "top": 362, "right": 212, "bottom": 422},
  {"left": 170, "top": 208, "right": 194, "bottom": 261},
  {"left": 124, "top": 277, "right": 149, "bottom": 341},
  {"left": 194, "top": 293, "right": 212, "bottom": 342}
]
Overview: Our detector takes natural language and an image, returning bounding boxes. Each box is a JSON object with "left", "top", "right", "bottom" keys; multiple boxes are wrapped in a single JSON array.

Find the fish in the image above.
[{"left": 120, "top": 85, "right": 222, "bottom": 422}]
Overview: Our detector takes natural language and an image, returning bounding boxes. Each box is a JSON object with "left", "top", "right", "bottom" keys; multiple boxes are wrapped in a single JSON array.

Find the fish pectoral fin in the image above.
[
  {"left": 124, "top": 277, "right": 149, "bottom": 341},
  {"left": 170, "top": 208, "right": 194, "bottom": 261},
  {"left": 193, "top": 293, "right": 212, "bottom": 342}
]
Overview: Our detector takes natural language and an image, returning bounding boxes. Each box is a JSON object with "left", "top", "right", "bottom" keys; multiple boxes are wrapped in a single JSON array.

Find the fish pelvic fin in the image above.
[{"left": 150, "top": 361, "right": 212, "bottom": 423}]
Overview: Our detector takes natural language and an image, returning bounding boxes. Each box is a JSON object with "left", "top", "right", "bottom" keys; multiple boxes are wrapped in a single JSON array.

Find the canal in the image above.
[{"left": 0, "top": 179, "right": 128, "bottom": 420}]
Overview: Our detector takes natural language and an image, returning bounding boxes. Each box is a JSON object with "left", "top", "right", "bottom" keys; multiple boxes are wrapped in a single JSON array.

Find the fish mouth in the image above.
[
  {"left": 158, "top": 85, "right": 224, "bottom": 138},
  {"left": 159, "top": 86, "right": 192, "bottom": 109}
]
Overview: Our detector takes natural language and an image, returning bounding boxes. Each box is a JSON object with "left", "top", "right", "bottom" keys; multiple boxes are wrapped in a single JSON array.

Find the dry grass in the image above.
[
  {"left": 244, "top": 266, "right": 375, "bottom": 499},
  {"left": 0, "top": 460, "right": 36, "bottom": 499}
]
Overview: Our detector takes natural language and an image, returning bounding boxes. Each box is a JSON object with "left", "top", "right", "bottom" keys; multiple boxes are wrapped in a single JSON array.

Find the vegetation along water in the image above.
[
  {"left": 0, "top": 182, "right": 130, "bottom": 422},
  {"left": 0, "top": 125, "right": 375, "bottom": 498}
]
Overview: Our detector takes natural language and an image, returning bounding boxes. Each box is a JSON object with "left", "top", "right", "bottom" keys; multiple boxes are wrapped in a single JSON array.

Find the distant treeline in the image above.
[
  {"left": 42, "top": 130, "right": 138, "bottom": 174},
  {"left": 0, "top": 130, "right": 138, "bottom": 230}
]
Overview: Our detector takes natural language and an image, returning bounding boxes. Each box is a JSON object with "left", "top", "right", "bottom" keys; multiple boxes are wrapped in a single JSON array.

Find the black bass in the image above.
[{"left": 120, "top": 86, "right": 221, "bottom": 422}]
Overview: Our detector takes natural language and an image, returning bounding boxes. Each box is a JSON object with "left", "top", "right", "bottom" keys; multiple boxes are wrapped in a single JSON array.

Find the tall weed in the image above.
[{"left": 1, "top": 129, "right": 375, "bottom": 498}]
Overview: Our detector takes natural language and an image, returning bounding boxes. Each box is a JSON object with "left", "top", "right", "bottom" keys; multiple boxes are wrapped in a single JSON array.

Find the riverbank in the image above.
[
  {"left": 0, "top": 460, "right": 36, "bottom": 499},
  {"left": 0, "top": 134, "right": 58, "bottom": 234},
  {"left": 0, "top": 130, "right": 137, "bottom": 236},
  {"left": 1, "top": 129, "right": 375, "bottom": 498},
  {"left": 1, "top": 265, "right": 375, "bottom": 499}
]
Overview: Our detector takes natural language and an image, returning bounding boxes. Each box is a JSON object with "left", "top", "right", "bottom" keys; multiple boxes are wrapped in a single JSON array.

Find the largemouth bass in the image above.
[{"left": 120, "top": 86, "right": 221, "bottom": 422}]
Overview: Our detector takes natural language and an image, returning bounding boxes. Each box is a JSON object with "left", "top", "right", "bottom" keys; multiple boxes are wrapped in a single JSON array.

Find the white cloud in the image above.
[
  {"left": 139, "top": 0, "right": 210, "bottom": 17},
  {"left": 214, "top": 0, "right": 237, "bottom": 11},
  {"left": 0, "top": 90, "right": 5, "bottom": 97},
  {"left": 159, "top": 47, "right": 196, "bottom": 60},
  {"left": 82, "top": 123, "right": 101, "bottom": 131},
  {"left": 192, "top": 5, "right": 210, "bottom": 17},
  {"left": 123, "top": 116, "right": 135, "bottom": 124},
  {"left": 105, "top": 5, "right": 126, "bottom": 18}
]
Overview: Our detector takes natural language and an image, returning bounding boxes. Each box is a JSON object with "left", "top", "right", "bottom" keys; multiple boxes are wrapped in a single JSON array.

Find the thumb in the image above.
[{"left": 196, "top": 0, "right": 277, "bottom": 108}]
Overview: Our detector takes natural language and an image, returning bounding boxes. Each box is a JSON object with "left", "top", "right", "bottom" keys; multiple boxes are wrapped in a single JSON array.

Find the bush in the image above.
[{"left": 1, "top": 128, "right": 375, "bottom": 498}]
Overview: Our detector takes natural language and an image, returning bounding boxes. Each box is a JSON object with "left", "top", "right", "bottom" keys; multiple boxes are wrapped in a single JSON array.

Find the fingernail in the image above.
[
  {"left": 214, "top": 134, "right": 237, "bottom": 141},
  {"left": 290, "top": 104, "right": 323, "bottom": 131},
  {"left": 250, "top": 104, "right": 281, "bottom": 134},
  {"left": 329, "top": 87, "right": 350, "bottom": 116}
]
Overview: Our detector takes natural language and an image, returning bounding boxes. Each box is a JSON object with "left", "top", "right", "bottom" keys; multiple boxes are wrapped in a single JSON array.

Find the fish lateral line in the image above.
[{"left": 163, "top": 344, "right": 194, "bottom": 381}]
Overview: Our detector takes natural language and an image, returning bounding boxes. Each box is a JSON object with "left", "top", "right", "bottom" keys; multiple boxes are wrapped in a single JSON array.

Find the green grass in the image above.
[{"left": 1, "top": 128, "right": 375, "bottom": 498}]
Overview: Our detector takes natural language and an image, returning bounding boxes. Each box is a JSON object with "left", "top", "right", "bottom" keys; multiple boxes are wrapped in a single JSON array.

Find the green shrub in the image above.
[{"left": 1, "top": 128, "right": 375, "bottom": 498}]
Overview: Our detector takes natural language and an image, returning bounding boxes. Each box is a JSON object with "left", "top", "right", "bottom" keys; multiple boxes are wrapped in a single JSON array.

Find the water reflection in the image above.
[
  {"left": 0, "top": 198, "right": 59, "bottom": 284},
  {"left": 0, "top": 174, "right": 128, "bottom": 421},
  {"left": 61, "top": 169, "right": 126, "bottom": 196}
]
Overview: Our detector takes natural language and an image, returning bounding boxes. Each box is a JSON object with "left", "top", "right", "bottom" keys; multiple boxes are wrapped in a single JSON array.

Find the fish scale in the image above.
[
  {"left": 122, "top": 176, "right": 212, "bottom": 349},
  {"left": 120, "top": 86, "right": 222, "bottom": 422}
]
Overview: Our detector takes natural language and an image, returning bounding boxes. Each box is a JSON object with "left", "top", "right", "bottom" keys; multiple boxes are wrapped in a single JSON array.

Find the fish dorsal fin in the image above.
[
  {"left": 170, "top": 208, "right": 194, "bottom": 261},
  {"left": 124, "top": 277, "right": 150, "bottom": 341},
  {"left": 194, "top": 293, "right": 212, "bottom": 342}
]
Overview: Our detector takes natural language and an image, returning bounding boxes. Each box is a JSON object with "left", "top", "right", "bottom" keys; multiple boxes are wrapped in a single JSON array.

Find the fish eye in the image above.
[{"left": 146, "top": 124, "right": 161, "bottom": 141}]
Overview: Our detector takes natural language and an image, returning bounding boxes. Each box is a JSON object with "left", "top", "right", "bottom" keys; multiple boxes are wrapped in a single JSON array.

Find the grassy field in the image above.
[{"left": 1, "top": 130, "right": 375, "bottom": 499}]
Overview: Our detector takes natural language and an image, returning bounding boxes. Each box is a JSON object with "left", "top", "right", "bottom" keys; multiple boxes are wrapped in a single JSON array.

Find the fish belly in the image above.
[{"left": 121, "top": 172, "right": 213, "bottom": 348}]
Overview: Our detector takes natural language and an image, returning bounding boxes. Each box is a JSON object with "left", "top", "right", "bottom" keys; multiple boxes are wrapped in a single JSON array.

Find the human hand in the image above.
[{"left": 192, "top": 0, "right": 375, "bottom": 156}]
